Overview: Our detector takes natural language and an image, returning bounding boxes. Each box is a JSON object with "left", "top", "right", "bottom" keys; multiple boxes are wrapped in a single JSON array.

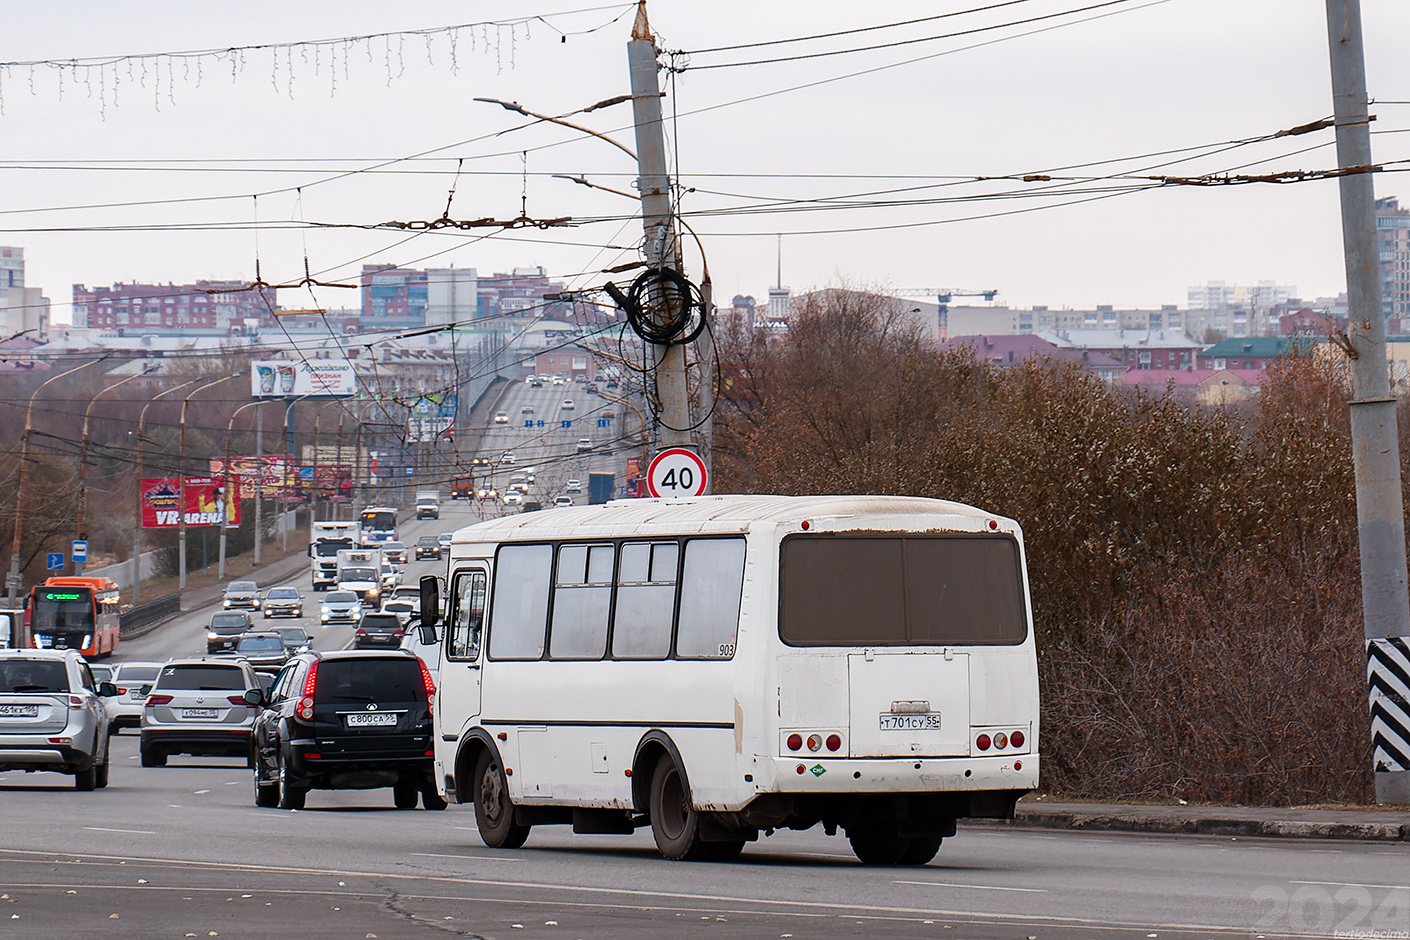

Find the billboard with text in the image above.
[
  {"left": 250, "top": 359, "right": 356, "bottom": 398},
  {"left": 140, "top": 477, "right": 242, "bottom": 529}
]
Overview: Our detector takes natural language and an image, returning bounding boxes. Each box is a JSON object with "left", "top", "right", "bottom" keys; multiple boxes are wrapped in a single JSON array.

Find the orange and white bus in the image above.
[{"left": 29, "top": 577, "right": 121, "bottom": 658}]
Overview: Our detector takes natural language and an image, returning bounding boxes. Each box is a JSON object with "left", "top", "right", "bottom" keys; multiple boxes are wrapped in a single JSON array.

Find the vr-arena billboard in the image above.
[
  {"left": 140, "top": 477, "right": 242, "bottom": 528},
  {"left": 251, "top": 359, "right": 356, "bottom": 398}
]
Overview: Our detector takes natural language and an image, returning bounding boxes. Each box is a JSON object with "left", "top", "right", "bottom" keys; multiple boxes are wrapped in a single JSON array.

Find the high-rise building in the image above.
[
  {"left": 425, "top": 267, "right": 477, "bottom": 327},
  {"left": 1187, "top": 280, "right": 1295, "bottom": 311},
  {"left": 0, "top": 247, "right": 49, "bottom": 339},
  {"left": 72, "top": 280, "right": 272, "bottom": 332},
  {"left": 360, "top": 264, "right": 429, "bottom": 328},
  {"left": 1379, "top": 197, "right": 1410, "bottom": 318}
]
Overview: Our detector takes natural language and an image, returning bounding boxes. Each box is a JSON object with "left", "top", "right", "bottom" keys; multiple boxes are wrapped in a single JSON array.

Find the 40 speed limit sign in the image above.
[{"left": 646, "top": 447, "right": 708, "bottom": 498}]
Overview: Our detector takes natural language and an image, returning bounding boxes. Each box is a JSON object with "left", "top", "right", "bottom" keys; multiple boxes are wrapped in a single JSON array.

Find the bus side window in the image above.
[
  {"left": 675, "top": 538, "right": 746, "bottom": 659},
  {"left": 487, "top": 546, "right": 551, "bottom": 660},
  {"left": 612, "top": 541, "right": 676, "bottom": 660},
  {"left": 549, "top": 544, "right": 614, "bottom": 660},
  {"left": 448, "top": 570, "right": 487, "bottom": 661}
]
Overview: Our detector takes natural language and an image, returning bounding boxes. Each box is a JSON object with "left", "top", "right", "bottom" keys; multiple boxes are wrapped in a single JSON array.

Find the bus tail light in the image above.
[
  {"left": 1011, "top": 730, "right": 1025, "bottom": 749},
  {"left": 806, "top": 734, "right": 823, "bottom": 752},
  {"left": 145, "top": 694, "right": 173, "bottom": 707},
  {"left": 297, "top": 696, "right": 315, "bottom": 721},
  {"left": 825, "top": 734, "right": 842, "bottom": 752},
  {"left": 975, "top": 733, "right": 991, "bottom": 751},
  {"left": 786, "top": 733, "right": 802, "bottom": 751},
  {"left": 993, "top": 732, "right": 1008, "bottom": 749}
]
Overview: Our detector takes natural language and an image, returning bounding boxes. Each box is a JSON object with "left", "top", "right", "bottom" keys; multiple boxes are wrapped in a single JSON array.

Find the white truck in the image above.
[
  {"left": 335, "top": 548, "right": 384, "bottom": 608},
  {"left": 415, "top": 492, "right": 441, "bottom": 520},
  {"left": 308, "top": 520, "right": 358, "bottom": 592}
]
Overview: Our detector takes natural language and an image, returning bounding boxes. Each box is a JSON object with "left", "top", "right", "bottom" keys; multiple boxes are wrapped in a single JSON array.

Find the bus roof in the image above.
[
  {"left": 42, "top": 576, "right": 121, "bottom": 591},
  {"left": 448, "top": 494, "right": 1015, "bottom": 545}
]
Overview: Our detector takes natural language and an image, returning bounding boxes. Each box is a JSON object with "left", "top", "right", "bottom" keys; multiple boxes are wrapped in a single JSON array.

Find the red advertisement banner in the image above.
[{"left": 140, "top": 477, "right": 242, "bottom": 529}]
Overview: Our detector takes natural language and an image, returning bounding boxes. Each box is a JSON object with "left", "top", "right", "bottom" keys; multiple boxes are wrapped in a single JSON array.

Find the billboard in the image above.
[
  {"left": 210, "top": 458, "right": 352, "bottom": 504},
  {"left": 140, "top": 477, "right": 242, "bottom": 529},
  {"left": 406, "top": 417, "right": 455, "bottom": 443},
  {"left": 251, "top": 359, "right": 356, "bottom": 398}
]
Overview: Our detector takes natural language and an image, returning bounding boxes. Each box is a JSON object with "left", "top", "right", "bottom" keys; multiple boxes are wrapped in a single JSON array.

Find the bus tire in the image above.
[
  {"left": 898, "top": 836, "right": 942, "bottom": 866},
  {"left": 473, "top": 751, "right": 529, "bottom": 848},
  {"left": 421, "top": 784, "right": 448, "bottom": 811},
  {"left": 648, "top": 754, "right": 711, "bottom": 861},
  {"left": 847, "top": 826, "right": 910, "bottom": 865}
]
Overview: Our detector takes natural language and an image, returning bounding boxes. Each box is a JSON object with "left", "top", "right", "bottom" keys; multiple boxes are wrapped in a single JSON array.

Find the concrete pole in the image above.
[
  {"left": 131, "top": 376, "right": 201, "bottom": 605},
  {"left": 1325, "top": 0, "right": 1410, "bottom": 805},
  {"left": 218, "top": 401, "right": 262, "bottom": 580},
  {"left": 254, "top": 405, "right": 263, "bottom": 565},
  {"left": 627, "top": 4, "right": 692, "bottom": 449},
  {"left": 6, "top": 359, "right": 101, "bottom": 603},
  {"left": 75, "top": 368, "right": 151, "bottom": 576},
  {"left": 178, "top": 373, "right": 241, "bottom": 590}
]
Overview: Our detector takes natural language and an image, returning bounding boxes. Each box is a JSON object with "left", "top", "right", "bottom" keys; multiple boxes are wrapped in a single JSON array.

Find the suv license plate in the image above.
[
  {"left": 182, "top": 708, "right": 219, "bottom": 719},
  {"left": 879, "top": 713, "right": 941, "bottom": 731},
  {"left": 0, "top": 704, "right": 40, "bottom": 717},
  {"left": 346, "top": 713, "right": 397, "bottom": 727}
]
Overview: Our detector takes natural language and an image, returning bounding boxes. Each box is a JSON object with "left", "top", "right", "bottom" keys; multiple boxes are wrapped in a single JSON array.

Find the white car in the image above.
[
  {"left": 493, "top": 412, "right": 509, "bottom": 424},
  {"left": 553, "top": 496, "right": 574, "bottom": 508},
  {"left": 380, "top": 598, "right": 417, "bottom": 625},
  {"left": 552, "top": 375, "right": 566, "bottom": 386},
  {"left": 502, "top": 492, "right": 524, "bottom": 506},
  {"left": 566, "top": 478, "right": 582, "bottom": 493},
  {"left": 500, "top": 452, "right": 516, "bottom": 464},
  {"left": 576, "top": 439, "right": 593, "bottom": 453},
  {"left": 561, "top": 398, "right": 575, "bottom": 410},
  {"left": 105, "top": 661, "right": 163, "bottom": 734}
]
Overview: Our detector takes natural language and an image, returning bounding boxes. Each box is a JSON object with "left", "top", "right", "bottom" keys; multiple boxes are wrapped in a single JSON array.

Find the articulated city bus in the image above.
[
  {"left": 420, "top": 494, "right": 1039, "bottom": 864},
  {"left": 29, "top": 576, "right": 122, "bottom": 658}
]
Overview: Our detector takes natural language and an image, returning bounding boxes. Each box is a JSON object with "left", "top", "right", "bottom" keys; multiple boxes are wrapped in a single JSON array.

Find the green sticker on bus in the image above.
[{"left": 810, "top": 764, "right": 826, "bottom": 777}]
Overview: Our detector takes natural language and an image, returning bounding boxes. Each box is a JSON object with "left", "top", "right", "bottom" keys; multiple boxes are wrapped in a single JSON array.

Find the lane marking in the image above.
[
  {"left": 894, "top": 880, "right": 1047, "bottom": 894},
  {"left": 82, "top": 827, "right": 155, "bottom": 835},
  {"left": 410, "top": 852, "right": 522, "bottom": 862},
  {"left": 1293, "top": 879, "right": 1410, "bottom": 890}
]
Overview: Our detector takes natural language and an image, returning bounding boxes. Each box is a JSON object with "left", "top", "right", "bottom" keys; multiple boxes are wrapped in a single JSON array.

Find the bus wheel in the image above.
[
  {"left": 898, "top": 836, "right": 942, "bottom": 866},
  {"left": 847, "top": 825, "right": 910, "bottom": 865},
  {"left": 648, "top": 754, "right": 711, "bottom": 861},
  {"left": 473, "top": 751, "right": 529, "bottom": 848}
]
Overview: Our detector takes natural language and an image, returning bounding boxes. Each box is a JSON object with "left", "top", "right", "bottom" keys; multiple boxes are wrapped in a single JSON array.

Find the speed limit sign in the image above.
[{"left": 646, "top": 447, "right": 708, "bottom": 498}]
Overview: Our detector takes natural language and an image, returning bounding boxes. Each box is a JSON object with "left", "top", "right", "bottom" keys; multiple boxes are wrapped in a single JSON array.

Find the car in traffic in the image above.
[
  {"left": 319, "top": 591, "right": 362, "bottom": 625},
  {"left": 476, "top": 487, "right": 499, "bottom": 501},
  {"left": 493, "top": 411, "right": 509, "bottom": 424},
  {"left": 437, "top": 532, "right": 453, "bottom": 550},
  {"left": 231, "top": 632, "right": 293, "bottom": 673},
  {"left": 502, "top": 491, "right": 524, "bottom": 507},
  {"left": 207, "top": 611, "right": 255, "bottom": 654},
  {"left": 400, "top": 630, "right": 440, "bottom": 685},
  {"left": 88, "top": 663, "right": 114, "bottom": 685},
  {"left": 470, "top": 457, "right": 492, "bottom": 471},
  {"left": 566, "top": 478, "right": 582, "bottom": 493},
  {"left": 272, "top": 627, "right": 311, "bottom": 655},
  {"left": 380, "top": 559, "right": 401, "bottom": 593},
  {"left": 500, "top": 452, "right": 516, "bottom": 464},
  {"left": 414, "top": 536, "right": 442, "bottom": 561},
  {"left": 380, "top": 598, "right": 417, "bottom": 625},
  {"left": 222, "top": 580, "right": 262, "bottom": 611},
  {"left": 261, "top": 586, "right": 304, "bottom": 619},
  {"left": 139, "top": 658, "right": 262, "bottom": 767},
  {"left": 381, "top": 541, "right": 408, "bottom": 566},
  {"left": 553, "top": 496, "right": 574, "bottom": 508},
  {"left": 105, "top": 660, "right": 163, "bottom": 733},
  {"left": 561, "top": 398, "right": 575, "bottom": 410},
  {"left": 552, "top": 375, "right": 566, "bottom": 385},
  {"left": 521, "top": 404, "right": 534, "bottom": 415},
  {"left": 251, "top": 649, "right": 442, "bottom": 810},
  {"left": 576, "top": 438, "right": 593, "bottom": 452},
  {"left": 354, "top": 613, "right": 405, "bottom": 650},
  {"left": 0, "top": 649, "right": 116, "bottom": 789}
]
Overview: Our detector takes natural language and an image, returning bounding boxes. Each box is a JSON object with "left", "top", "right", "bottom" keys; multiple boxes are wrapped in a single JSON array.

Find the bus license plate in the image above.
[
  {"left": 879, "top": 713, "right": 941, "bottom": 731},
  {"left": 0, "top": 705, "right": 40, "bottom": 717},
  {"left": 346, "top": 713, "right": 397, "bottom": 727},
  {"left": 182, "top": 708, "right": 219, "bottom": 719}
]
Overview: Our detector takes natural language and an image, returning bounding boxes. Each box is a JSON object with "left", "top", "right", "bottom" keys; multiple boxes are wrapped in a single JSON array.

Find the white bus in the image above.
[
  {"left": 418, "top": 494, "right": 1038, "bottom": 864},
  {"left": 358, "top": 507, "right": 399, "bottom": 546}
]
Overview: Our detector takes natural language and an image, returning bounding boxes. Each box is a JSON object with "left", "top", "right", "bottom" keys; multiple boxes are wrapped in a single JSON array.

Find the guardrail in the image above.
[{"left": 120, "top": 593, "right": 182, "bottom": 638}]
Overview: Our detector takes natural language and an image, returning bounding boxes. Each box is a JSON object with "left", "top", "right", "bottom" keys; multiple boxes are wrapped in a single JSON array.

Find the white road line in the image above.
[
  {"left": 1293, "top": 879, "right": 1409, "bottom": 890},
  {"left": 894, "top": 880, "right": 1047, "bottom": 894},
  {"left": 410, "top": 852, "right": 522, "bottom": 862},
  {"left": 83, "top": 827, "right": 155, "bottom": 835}
]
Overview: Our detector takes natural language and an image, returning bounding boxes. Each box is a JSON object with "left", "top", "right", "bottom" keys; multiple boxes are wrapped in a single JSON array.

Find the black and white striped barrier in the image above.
[{"left": 1368, "top": 636, "right": 1410, "bottom": 776}]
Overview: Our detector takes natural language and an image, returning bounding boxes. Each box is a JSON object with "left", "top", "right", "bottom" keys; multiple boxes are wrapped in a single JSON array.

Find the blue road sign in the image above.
[
  {"left": 524, "top": 420, "right": 534, "bottom": 428},
  {"left": 597, "top": 418, "right": 609, "bottom": 428},
  {"left": 47, "top": 553, "right": 64, "bottom": 570},
  {"left": 72, "top": 540, "right": 88, "bottom": 562},
  {"left": 561, "top": 420, "right": 572, "bottom": 429},
  {"left": 536, "top": 420, "right": 545, "bottom": 428}
]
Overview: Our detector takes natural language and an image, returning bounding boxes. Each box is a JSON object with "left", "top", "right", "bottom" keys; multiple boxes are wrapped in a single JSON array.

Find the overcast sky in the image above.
[{"left": 2, "top": 0, "right": 1407, "bottom": 321}]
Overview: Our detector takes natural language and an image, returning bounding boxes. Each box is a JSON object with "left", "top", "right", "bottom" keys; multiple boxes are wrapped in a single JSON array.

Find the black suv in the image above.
[
  {"left": 251, "top": 650, "right": 443, "bottom": 810},
  {"left": 354, "top": 613, "right": 404, "bottom": 649},
  {"left": 207, "top": 612, "right": 255, "bottom": 654}
]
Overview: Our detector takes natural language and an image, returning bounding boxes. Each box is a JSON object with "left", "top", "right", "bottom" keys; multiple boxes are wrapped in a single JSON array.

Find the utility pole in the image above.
[
  {"left": 627, "top": 3, "right": 692, "bottom": 449},
  {"left": 254, "top": 405, "right": 263, "bottom": 565},
  {"left": 1325, "top": 0, "right": 1410, "bottom": 805}
]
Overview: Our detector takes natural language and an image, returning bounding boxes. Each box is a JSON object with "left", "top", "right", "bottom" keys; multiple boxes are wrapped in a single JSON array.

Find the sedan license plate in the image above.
[
  {"left": 0, "top": 704, "right": 40, "bottom": 718},
  {"left": 879, "top": 713, "right": 941, "bottom": 731},
  {"left": 345, "top": 713, "right": 398, "bottom": 727},
  {"left": 182, "top": 708, "right": 219, "bottom": 719}
]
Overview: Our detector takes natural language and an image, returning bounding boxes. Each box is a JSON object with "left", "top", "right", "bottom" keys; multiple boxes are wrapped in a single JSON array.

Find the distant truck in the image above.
[
  {"left": 450, "top": 474, "right": 475, "bottom": 500},
  {"left": 415, "top": 492, "right": 441, "bottom": 519},
  {"left": 336, "top": 548, "right": 384, "bottom": 607},
  {"left": 589, "top": 472, "right": 615, "bottom": 505},
  {"left": 0, "top": 609, "right": 19, "bottom": 648},
  {"left": 309, "top": 520, "right": 358, "bottom": 592}
]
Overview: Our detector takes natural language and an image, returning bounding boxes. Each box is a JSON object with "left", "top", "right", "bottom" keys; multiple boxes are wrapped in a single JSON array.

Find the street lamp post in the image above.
[
  {"left": 75, "top": 366, "right": 156, "bottom": 576},
  {"left": 178, "top": 374, "right": 243, "bottom": 590},
  {"left": 131, "top": 376, "right": 206, "bottom": 605},
  {"left": 6, "top": 358, "right": 103, "bottom": 604},
  {"left": 282, "top": 395, "right": 311, "bottom": 553},
  {"left": 218, "top": 401, "right": 265, "bottom": 579}
]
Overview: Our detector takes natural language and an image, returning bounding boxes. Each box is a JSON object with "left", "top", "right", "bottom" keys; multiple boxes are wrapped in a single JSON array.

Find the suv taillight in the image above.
[
  {"left": 418, "top": 657, "right": 436, "bottom": 717},
  {"left": 302, "top": 660, "right": 319, "bottom": 697},
  {"left": 145, "top": 694, "right": 173, "bottom": 707},
  {"left": 227, "top": 694, "right": 249, "bottom": 707},
  {"left": 297, "top": 696, "right": 315, "bottom": 721}
]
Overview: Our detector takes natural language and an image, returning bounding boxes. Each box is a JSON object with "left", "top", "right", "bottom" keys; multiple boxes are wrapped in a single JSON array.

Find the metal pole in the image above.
[
  {"left": 132, "top": 376, "right": 201, "bottom": 605},
  {"left": 627, "top": 4, "right": 691, "bottom": 449},
  {"left": 312, "top": 414, "right": 320, "bottom": 532},
  {"left": 7, "top": 359, "right": 102, "bottom": 603},
  {"left": 76, "top": 367, "right": 154, "bottom": 576},
  {"left": 178, "top": 398, "right": 189, "bottom": 590},
  {"left": 254, "top": 405, "right": 263, "bottom": 565},
  {"left": 1325, "top": 0, "right": 1410, "bottom": 805},
  {"left": 219, "top": 401, "right": 262, "bottom": 580}
]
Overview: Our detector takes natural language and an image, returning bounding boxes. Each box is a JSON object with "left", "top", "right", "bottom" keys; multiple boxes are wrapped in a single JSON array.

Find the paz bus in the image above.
[
  {"left": 29, "top": 576, "right": 122, "bottom": 658},
  {"left": 417, "top": 494, "right": 1038, "bottom": 864},
  {"left": 358, "top": 506, "right": 399, "bottom": 546}
]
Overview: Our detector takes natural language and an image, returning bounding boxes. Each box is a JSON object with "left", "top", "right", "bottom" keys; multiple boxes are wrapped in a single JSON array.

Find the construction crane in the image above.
[{"left": 891, "top": 288, "right": 999, "bottom": 341}]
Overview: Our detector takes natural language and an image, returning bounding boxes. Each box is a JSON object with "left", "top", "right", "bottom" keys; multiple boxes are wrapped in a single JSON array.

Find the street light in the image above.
[
  {"left": 131, "top": 375, "right": 208, "bottom": 606},
  {"left": 6, "top": 358, "right": 104, "bottom": 604},
  {"left": 281, "top": 394, "right": 312, "bottom": 553},
  {"left": 178, "top": 373, "right": 244, "bottom": 590},
  {"left": 74, "top": 365, "right": 157, "bottom": 576},
  {"left": 218, "top": 400, "right": 266, "bottom": 579}
]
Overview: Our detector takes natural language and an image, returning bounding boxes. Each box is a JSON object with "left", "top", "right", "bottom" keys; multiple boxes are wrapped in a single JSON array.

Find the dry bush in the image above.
[{"left": 717, "top": 292, "right": 1376, "bottom": 804}]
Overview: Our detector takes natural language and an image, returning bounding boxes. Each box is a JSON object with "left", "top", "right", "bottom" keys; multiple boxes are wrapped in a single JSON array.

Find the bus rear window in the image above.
[{"left": 779, "top": 534, "right": 1027, "bottom": 646}]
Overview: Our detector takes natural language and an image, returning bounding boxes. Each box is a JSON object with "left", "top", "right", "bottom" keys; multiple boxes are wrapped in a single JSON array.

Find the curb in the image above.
[{"left": 968, "top": 809, "right": 1410, "bottom": 842}]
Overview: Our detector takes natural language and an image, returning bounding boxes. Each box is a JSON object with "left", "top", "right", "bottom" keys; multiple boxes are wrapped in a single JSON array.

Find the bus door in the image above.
[{"left": 440, "top": 566, "right": 489, "bottom": 738}]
